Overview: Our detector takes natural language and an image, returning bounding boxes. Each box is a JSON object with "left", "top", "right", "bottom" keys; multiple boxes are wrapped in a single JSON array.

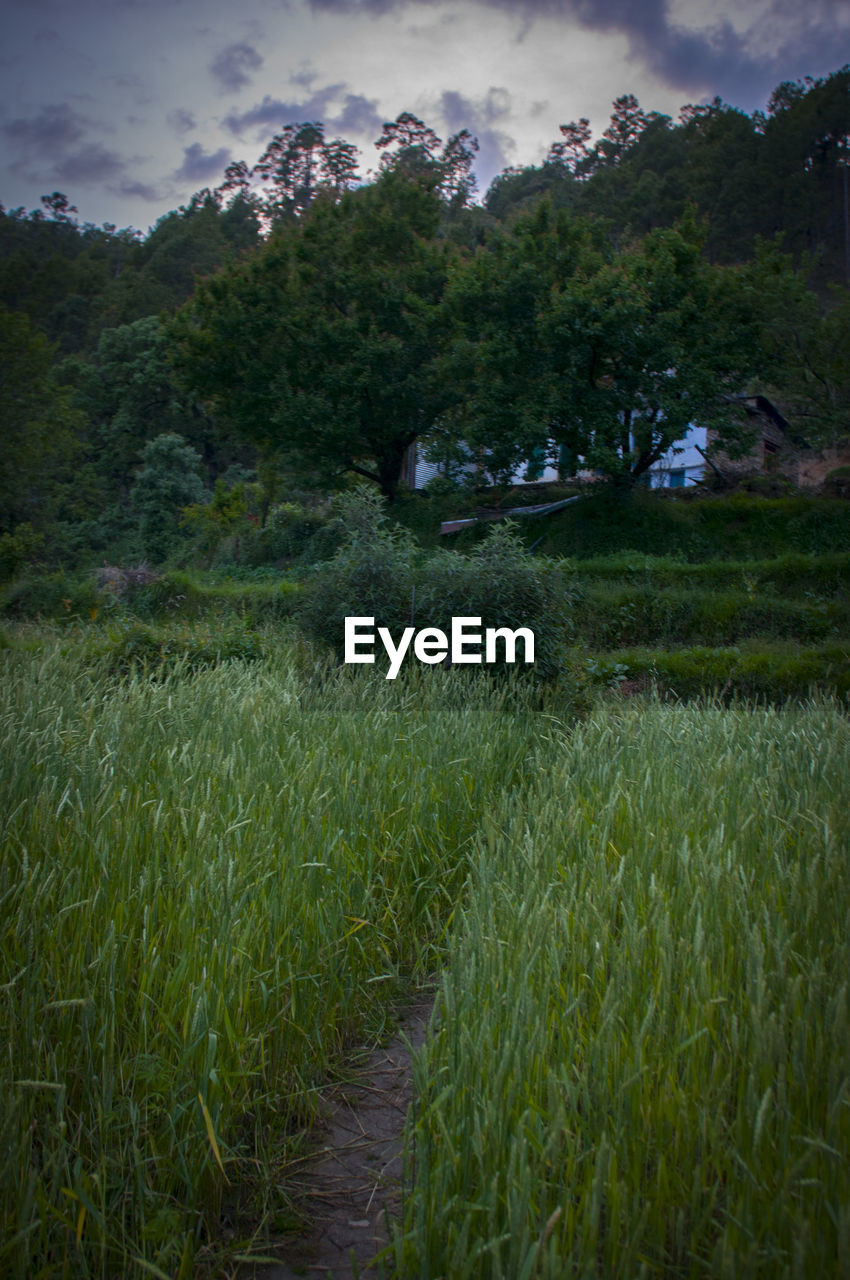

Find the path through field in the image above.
[{"left": 254, "top": 990, "right": 435, "bottom": 1280}]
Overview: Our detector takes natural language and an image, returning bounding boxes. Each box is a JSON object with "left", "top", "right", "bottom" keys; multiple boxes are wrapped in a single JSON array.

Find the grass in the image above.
[
  {"left": 520, "top": 491, "right": 850, "bottom": 562},
  {"left": 396, "top": 697, "right": 850, "bottom": 1279},
  {"left": 3, "top": 523, "right": 849, "bottom": 1277},
  {"left": 588, "top": 642, "right": 850, "bottom": 701},
  {"left": 0, "top": 642, "right": 547, "bottom": 1277}
]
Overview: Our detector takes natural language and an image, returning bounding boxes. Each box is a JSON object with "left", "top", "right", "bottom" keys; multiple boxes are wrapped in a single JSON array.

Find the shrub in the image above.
[
  {"left": 130, "top": 433, "right": 206, "bottom": 563},
  {"left": 99, "top": 620, "right": 267, "bottom": 676},
  {"left": 415, "top": 521, "right": 570, "bottom": 679},
  {"left": 1, "top": 570, "right": 99, "bottom": 621},
  {"left": 298, "top": 491, "right": 572, "bottom": 680},
  {"left": 297, "top": 488, "right": 417, "bottom": 654},
  {"left": 0, "top": 523, "right": 45, "bottom": 583}
]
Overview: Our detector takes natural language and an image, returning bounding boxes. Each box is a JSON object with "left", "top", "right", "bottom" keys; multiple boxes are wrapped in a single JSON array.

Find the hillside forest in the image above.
[
  {"left": 2, "top": 65, "right": 849, "bottom": 574},
  {"left": 3, "top": 63, "right": 850, "bottom": 1280}
]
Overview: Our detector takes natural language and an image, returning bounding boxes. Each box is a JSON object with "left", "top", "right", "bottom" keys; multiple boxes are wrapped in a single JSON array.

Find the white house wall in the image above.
[{"left": 648, "top": 424, "right": 707, "bottom": 488}]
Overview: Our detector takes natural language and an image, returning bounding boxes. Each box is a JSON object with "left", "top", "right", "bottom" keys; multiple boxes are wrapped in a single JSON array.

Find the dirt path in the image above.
[{"left": 249, "top": 989, "right": 435, "bottom": 1280}]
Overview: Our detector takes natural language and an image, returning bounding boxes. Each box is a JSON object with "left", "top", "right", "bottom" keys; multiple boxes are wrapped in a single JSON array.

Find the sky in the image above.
[{"left": 1, "top": 0, "right": 848, "bottom": 233}]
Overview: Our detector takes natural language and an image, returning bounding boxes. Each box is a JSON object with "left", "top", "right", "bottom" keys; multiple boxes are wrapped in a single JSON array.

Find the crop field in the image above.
[{"left": 1, "top": 632, "right": 848, "bottom": 1277}]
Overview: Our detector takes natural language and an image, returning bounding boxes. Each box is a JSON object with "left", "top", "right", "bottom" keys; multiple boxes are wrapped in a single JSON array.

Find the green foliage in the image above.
[
  {"left": 298, "top": 490, "right": 570, "bottom": 678},
  {"left": 531, "top": 490, "right": 850, "bottom": 561},
  {"left": 129, "top": 433, "right": 206, "bottom": 562},
  {"left": 0, "top": 306, "right": 85, "bottom": 534},
  {"left": 415, "top": 521, "right": 569, "bottom": 679},
  {"left": 571, "top": 581, "right": 850, "bottom": 647},
  {"left": 297, "top": 487, "right": 418, "bottom": 651},
  {"left": 237, "top": 500, "right": 343, "bottom": 567},
  {"left": 592, "top": 642, "right": 850, "bottom": 701},
  {"left": 560, "top": 548, "right": 850, "bottom": 596},
  {"left": 397, "top": 698, "right": 850, "bottom": 1278},
  {"left": 488, "top": 67, "right": 850, "bottom": 283},
  {"left": 107, "top": 567, "right": 299, "bottom": 625},
  {"left": 0, "top": 643, "right": 544, "bottom": 1275},
  {"left": 1, "top": 569, "right": 99, "bottom": 621},
  {"left": 744, "top": 247, "right": 850, "bottom": 450},
  {"left": 98, "top": 619, "right": 267, "bottom": 675},
  {"left": 181, "top": 478, "right": 251, "bottom": 552},
  {"left": 0, "top": 524, "right": 45, "bottom": 583},
  {"left": 437, "top": 204, "right": 763, "bottom": 484},
  {"left": 171, "top": 171, "right": 455, "bottom": 499}
]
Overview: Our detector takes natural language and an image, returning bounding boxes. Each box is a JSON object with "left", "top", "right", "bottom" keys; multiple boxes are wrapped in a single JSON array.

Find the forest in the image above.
[{"left": 1, "top": 64, "right": 849, "bottom": 572}]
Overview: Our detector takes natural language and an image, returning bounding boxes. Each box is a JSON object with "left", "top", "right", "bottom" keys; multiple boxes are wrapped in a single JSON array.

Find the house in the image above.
[
  {"left": 647, "top": 423, "right": 707, "bottom": 488},
  {"left": 708, "top": 395, "right": 850, "bottom": 488}
]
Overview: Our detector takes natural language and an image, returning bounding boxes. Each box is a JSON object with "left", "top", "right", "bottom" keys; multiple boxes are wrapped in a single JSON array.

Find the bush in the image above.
[
  {"left": 130, "top": 433, "right": 206, "bottom": 563},
  {"left": 0, "top": 524, "right": 45, "bottom": 582},
  {"left": 237, "top": 501, "right": 343, "bottom": 568},
  {"left": 415, "top": 521, "right": 570, "bottom": 679},
  {"left": 298, "top": 490, "right": 571, "bottom": 680},
  {"left": 97, "top": 620, "right": 267, "bottom": 676},
  {"left": 1, "top": 570, "right": 99, "bottom": 620},
  {"left": 297, "top": 488, "right": 418, "bottom": 653}
]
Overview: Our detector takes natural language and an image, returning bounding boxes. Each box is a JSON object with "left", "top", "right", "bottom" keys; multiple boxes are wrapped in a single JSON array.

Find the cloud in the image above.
[
  {"left": 168, "top": 107, "right": 196, "bottom": 135},
  {"left": 435, "top": 88, "right": 516, "bottom": 187},
  {"left": 223, "top": 84, "right": 347, "bottom": 135},
  {"left": 108, "top": 177, "right": 163, "bottom": 202},
  {"left": 305, "top": 0, "right": 848, "bottom": 106},
  {"left": 54, "top": 142, "right": 126, "bottom": 183},
  {"left": 329, "top": 92, "right": 383, "bottom": 138},
  {"left": 173, "top": 141, "right": 231, "bottom": 182},
  {"left": 210, "top": 42, "right": 264, "bottom": 92},
  {"left": 2, "top": 103, "right": 88, "bottom": 152},
  {"left": 1, "top": 100, "right": 140, "bottom": 188}
]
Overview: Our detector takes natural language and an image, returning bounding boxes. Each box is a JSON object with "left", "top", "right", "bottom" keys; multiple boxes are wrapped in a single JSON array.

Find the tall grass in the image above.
[
  {"left": 397, "top": 698, "right": 850, "bottom": 1279},
  {"left": 0, "top": 644, "right": 543, "bottom": 1276}
]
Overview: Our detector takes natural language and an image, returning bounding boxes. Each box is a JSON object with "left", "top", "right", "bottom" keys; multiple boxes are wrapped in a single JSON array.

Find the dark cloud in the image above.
[
  {"left": 173, "top": 141, "right": 231, "bottom": 181},
  {"left": 2, "top": 103, "right": 87, "bottom": 152},
  {"left": 108, "top": 177, "right": 163, "bottom": 202},
  {"left": 306, "top": 0, "right": 847, "bottom": 107},
  {"left": 224, "top": 84, "right": 346, "bottom": 135},
  {"left": 437, "top": 88, "right": 516, "bottom": 188},
  {"left": 210, "top": 42, "right": 264, "bottom": 92},
  {"left": 54, "top": 142, "right": 126, "bottom": 183},
  {"left": 309, "top": 0, "right": 403, "bottom": 12},
  {"left": 329, "top": 92, "right": 383, "bottom": 138},
  {"left": 168, "top": 107, "right": 196, "bottom": 134}
]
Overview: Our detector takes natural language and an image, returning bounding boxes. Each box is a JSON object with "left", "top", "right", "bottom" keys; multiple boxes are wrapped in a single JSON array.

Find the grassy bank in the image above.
[
  {"left": 0, "top": 644, "right": 547, "bottom": 1277},
  {"left": 397, "top": 698, "right": 850, "bottom": 1279}
]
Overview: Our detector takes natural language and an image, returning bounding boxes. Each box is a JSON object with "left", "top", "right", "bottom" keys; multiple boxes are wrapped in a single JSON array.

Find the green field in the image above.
[
  {"left": 2, "top": 493, "right": 850, "bottom": 1277},
  {"left": 1, "top": 627, "right": 848, "bottom": 1277}
]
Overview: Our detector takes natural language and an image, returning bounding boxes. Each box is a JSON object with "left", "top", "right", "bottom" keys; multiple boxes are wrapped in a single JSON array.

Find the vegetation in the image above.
[
  {"left": 1, "top": 629, "right": 847, "bottom": 1275},
  {"left": 2, "top": 66, "right": 849, "bottom": 556},
  {"left": 396, "top": 698, "right": 850, "bottom": 1278},
  {"left": 2, "top": 59, "right": 849, "bottom": 1280}
]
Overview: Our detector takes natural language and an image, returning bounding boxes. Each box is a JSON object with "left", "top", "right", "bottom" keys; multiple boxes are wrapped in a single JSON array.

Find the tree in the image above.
[
  {"left": 547, "top": 118, "right": 592, "bottom": 174},
  {"left": 598, "top": 94, "right": 650, "bottom": 164},
  {"left": 0, "top": 306, "right": 83, "bottom": 534},
  {"left": 63, "top": 315, "right": 242, "bottom": 505},
  {"left": 254, "top": 123, "right": 361, "bottom": 222},
  {"left": 375, "top": 113, "right": 479, "bottom": 207},
  {"left": 437, "top": 202, "right": 764, "bottom": 484},
  {"left": 743, "top": 242, "right": 850, "bottom": 448},
  {"left": 376, "top": 112, "right": 442, "bottom": 177},
  {"left": 171, "top": 172, "right": 455, "bottom": 500},
  {"left": 130, "top": 433, "right": 206, "bottom": 561}
]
